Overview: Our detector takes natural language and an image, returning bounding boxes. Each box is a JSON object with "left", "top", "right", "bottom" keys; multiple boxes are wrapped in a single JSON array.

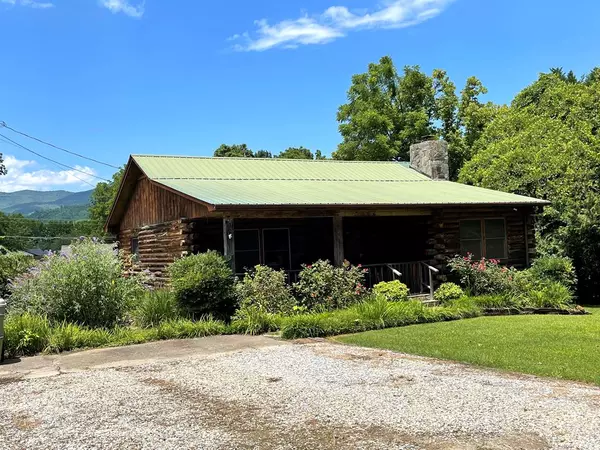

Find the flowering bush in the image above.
[
  {"left": 9, "top": 238, "right": 146, "bottom": 328},
  {"left": 293, "top": 260, "right": 368, "bottom": 311},
  {"left": 235, "top": 265, "right": 296, "bottom": 315},
  {"left": 372, "top": 280, "right": 410, "bottom": 302},
  {"left": 433, "top": 282, "right": 464, "bottom": 304},
  {"left": 447, "top": 253, "right": 516, "bottom": 296}
]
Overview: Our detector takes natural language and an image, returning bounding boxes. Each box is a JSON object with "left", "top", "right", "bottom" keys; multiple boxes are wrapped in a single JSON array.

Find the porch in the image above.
[{"left": 184, "top": 214, "right": 437, "bottom": 294}]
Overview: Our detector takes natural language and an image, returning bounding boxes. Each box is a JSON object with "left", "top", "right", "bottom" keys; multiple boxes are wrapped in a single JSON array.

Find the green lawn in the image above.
[{"left": 335, "top": 307, "right": 600, "bottom": 385}]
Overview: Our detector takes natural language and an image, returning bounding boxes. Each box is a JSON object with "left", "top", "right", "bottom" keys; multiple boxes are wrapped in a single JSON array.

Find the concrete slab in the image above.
[{"left": 0, "top": 335, "right": 286, "bottom": 380}]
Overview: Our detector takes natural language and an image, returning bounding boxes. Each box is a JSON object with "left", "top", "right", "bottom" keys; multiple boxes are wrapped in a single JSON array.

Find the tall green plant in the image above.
[
  {"left": 168, "top": 251, "right": 236, "bottom": 319},
  {"left": 133, "top": 289, "right": 181, "bottom": 328},
  {"left": 9, "top": 238, "right": 146, "bottom": 327},
  {"left": 235, "top": 265, "right": 295, "bottom": 314}
]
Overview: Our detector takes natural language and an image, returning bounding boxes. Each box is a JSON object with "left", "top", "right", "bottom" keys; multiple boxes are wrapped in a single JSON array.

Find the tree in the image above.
[
  {"left": 333, "top": 56, "right": 493, "bottom": 175},
  {"left": 254, "top": 150, "right": 273, "bottom": 158},
  {"left": 0, "top": 212, "right": 32, "bottom": 251},
  {"left": 334, "top": 57, "right": 435, "bottom": 161},
  {"left": 214, "top": 144, "right": 254, "bottom": 158},
  {"left": 459, "top": 68, "right": 600, "bottom": 302},
  {"left": 213, "top": 144, "right": 273, "bottom": 158},
  {"left": 88, "top": 168, "right": 124, "bottom": 233},
  {"left": 277, "top": 147, "right": 315, "bottom": 159},
  {"left": 0, "top": 153, "right": 7, "bottom": 178}
]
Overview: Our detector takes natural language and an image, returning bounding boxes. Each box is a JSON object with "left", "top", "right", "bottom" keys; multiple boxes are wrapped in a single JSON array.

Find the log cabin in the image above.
[{"left": 105, "top": 140, "right": 549, "bottom": 293}]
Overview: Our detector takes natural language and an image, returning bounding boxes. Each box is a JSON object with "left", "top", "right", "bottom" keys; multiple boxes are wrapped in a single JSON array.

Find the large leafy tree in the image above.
[
  {"left": 460, "top": 69, "right": 600, "bottom": 302},
  {"left": 277, "top": 147, "right": 325, "bottom": 160},
  {"left": 334, "top": 56, "right": 493, "bottom": 177},
  {"left": 214, "top": 144, "right": 272, "bottom": 158},
  {"left": 214, "top": 144, "right": 254, "bottom": 158},
  {"left": 88, "top": 168, "right": 125, "bottom": 233},
  {"left": 334, "top": 58, "right": 434, "bottom": 161}
]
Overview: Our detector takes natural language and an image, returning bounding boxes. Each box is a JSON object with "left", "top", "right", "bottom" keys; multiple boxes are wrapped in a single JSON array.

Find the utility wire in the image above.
[
  {"left": 0, "top": 134, "right": 97, "bottom": 188},
  {"left": 0, "top": 122, "right": 120, "bottom": 169},
  {"left": 0, "top": 132, "right": 110, "bottom": 185}
]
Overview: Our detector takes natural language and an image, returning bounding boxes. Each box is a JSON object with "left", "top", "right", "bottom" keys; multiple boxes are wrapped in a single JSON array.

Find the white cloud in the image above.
[
  {"left": 1, "top": 0, "right": 54, "bottom": 9},
  {"left": 231, "top": 0, "right": 453, "bottom": 51},
  {"left": 99, "top": 0, "right": 144, "bottom": 18},
  {"left": 0, "top": 155, "right": 98, "bottom": 192}
]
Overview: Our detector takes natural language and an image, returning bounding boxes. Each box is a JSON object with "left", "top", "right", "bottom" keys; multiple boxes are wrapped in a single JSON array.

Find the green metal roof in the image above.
[
  {"left": 131, "top": 155, "right": 549, "bottom": 208},
  {"left": 132, "top": 155, "right": 430, "bottom": 182}
]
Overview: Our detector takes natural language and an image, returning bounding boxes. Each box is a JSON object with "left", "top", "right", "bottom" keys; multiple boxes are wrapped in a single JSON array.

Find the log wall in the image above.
[
  {"left": 425, "top": 205, "right": 536, "bottom": 283},
  {"left": 119, "top": 220, "right": 190, "bottom": 285}
]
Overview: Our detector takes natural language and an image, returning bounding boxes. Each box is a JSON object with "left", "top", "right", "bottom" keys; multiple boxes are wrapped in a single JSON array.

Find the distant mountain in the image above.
[{"left": 0, "top": 189, "right": 93, "bottom": 219}]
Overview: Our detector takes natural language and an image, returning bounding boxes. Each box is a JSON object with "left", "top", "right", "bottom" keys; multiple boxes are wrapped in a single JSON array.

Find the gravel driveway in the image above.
[{"left": 1, "top": 339, "right": 599, "bottom": 449}]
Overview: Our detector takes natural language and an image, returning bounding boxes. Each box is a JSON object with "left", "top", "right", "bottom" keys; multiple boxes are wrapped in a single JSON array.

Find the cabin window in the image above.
[
  {"left": 131, "top": 237, "right": 140, "bottom": 260},
  {"left": 262, "top": 228, "right": 291, "bottom": 270},
  {"left": 460, "top": 219, "right": 507, "bottom": 260},
  {"left": 234, "top": 229, "right": 260, "bottom": 273}
]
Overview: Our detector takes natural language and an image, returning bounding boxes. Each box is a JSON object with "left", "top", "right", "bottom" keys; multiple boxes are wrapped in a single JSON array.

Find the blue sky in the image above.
[{"left": 0, "top": 0, "right": 598, "bottom": 191}]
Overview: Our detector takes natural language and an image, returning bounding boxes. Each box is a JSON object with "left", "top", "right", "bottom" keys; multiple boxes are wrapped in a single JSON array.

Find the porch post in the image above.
[
  {"left": 333, "top": 216, "right": 344, "bottom": 266},
  {"left": 223, "top": 217, "right": 235, "bottom": 272}
]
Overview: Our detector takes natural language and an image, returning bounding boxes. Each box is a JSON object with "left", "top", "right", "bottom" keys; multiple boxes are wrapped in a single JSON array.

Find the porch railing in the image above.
[
  {"left": 363, "top": 261, "right": 439, "bottom": 299},
  {"left": 237, "top": 260, "right": 440, "bottom": 300}
]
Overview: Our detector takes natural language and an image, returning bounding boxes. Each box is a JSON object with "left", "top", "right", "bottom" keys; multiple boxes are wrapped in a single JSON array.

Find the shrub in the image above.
[
  {"left": 433, "top": 282, "right": 464, "bottom": 304},
  {"left": 45, "top": 322, "right": 114, "bottom": 353},
  {"left": 4, "top": 313, "right": 50, "bottom": 357},
  {"left": 0, "top": 252, "right": 34, "bottom": 299},
  {"left": 168, "top": 251, "right": 236, "bottom": 319},
  {"left": 110, "top": 327, "right": 158, "bottom": 346},
  {"left": 133, "top": 289, "right": 181, "bottom": 328},
  {"left": 522, "top": 281, "right": 574, "bottom": 309},
  {"left": 529, "top": 256, "right": 577, "bottom": 290},
  {"left": 355, "top": 295, "right": 398, "bottom": 328},
  {"left": 441, "top": 297, "right": 482, "bottom": 319},
  {"left": 230, "top": 306, "right": 281, "bottom": 335},
  {"left": 372, "top": 280, "right": 409, "bottom": 302},
  {"left": 156, "top": 318, "right": 227, "bottom": 340},
  {"left": 76, "top": 328, "right": 113, "bottom": 349},
  {"left": 280, "top": 309, "right": 360, "bottom": 339},
  {"left": 8, "top": 239, "right": 146, "bottom": 328},
  {"left": 293, "top": 260, "right": 368, "bottom": 311},
  {"left": 448, "top": 254, "right": 515, "bottom": 295},
  {"left": 279, "top": 298, "right": 482, "bottom": 340},
  {"left": 235, "top": 265, "right": 295, "bottom": 314}
]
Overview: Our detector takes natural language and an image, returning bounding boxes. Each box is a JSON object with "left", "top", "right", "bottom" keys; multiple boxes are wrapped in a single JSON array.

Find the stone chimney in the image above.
[{"left": 409, "top": 139, "right": 449, "bottom": 180}]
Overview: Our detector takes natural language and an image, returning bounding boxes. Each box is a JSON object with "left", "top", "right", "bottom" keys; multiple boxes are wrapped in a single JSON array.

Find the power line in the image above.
[
  {"left": 0, "top": 136, "right": 97, "bottom": 188},
  {"left": 0, "top": 122, "right": 120, "bottom": 169},
  {"left": 0, "top": 132, "right": 110, "bottom": 185}
]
